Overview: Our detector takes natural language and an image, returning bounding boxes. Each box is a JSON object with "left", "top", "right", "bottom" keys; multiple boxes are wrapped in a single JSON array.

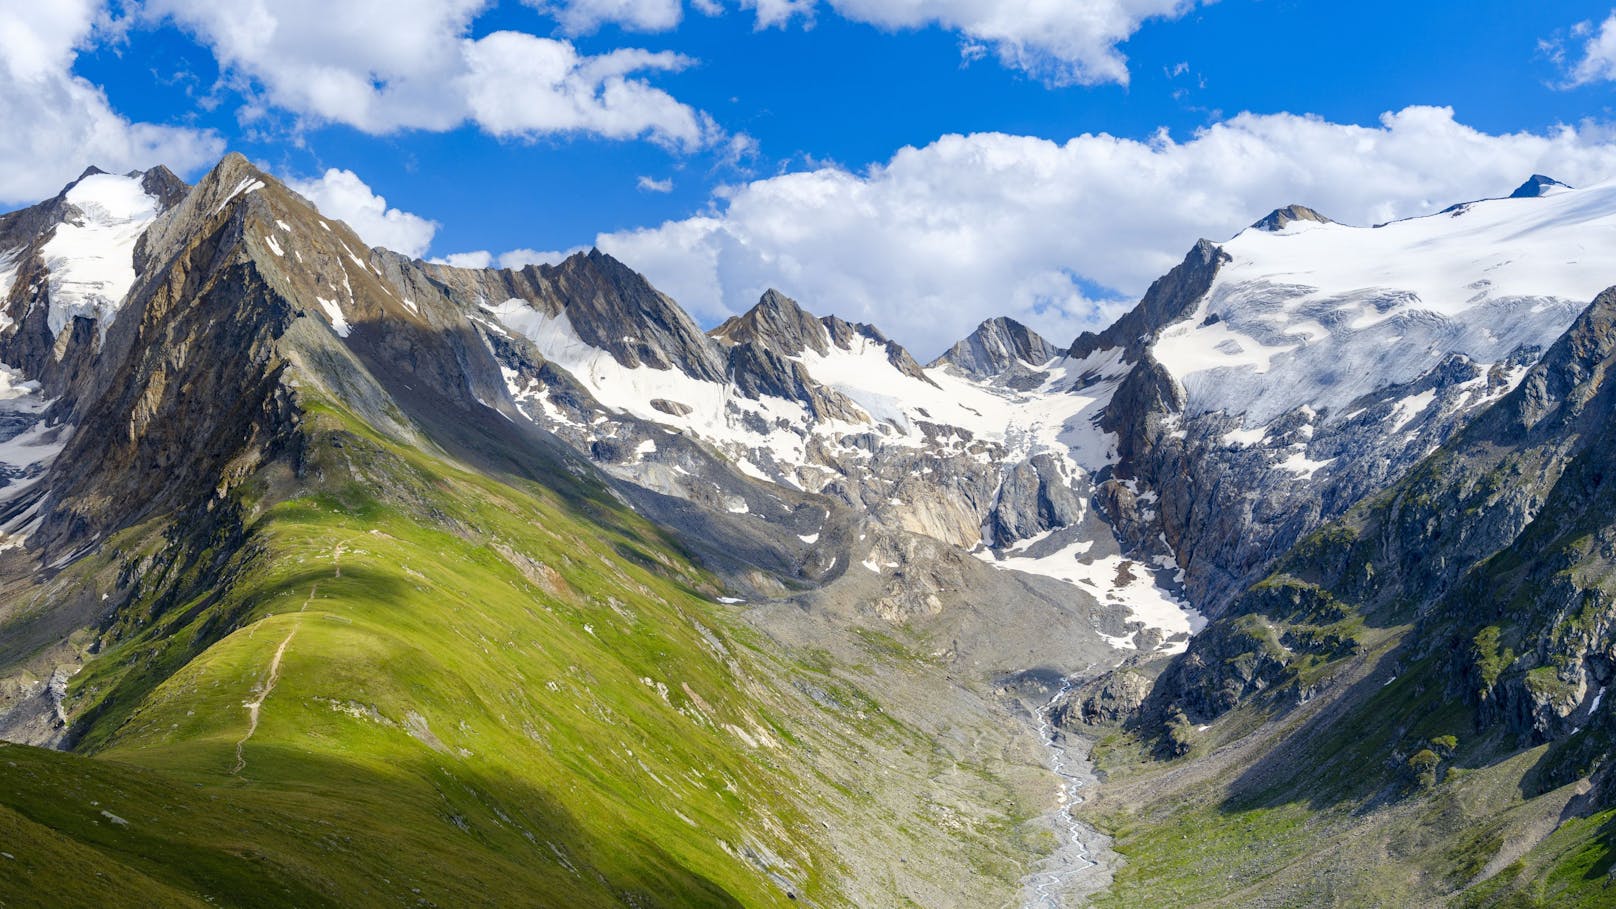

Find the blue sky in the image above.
[{"left": 9, "top": 1, "right": 1616, "bottom": 354}]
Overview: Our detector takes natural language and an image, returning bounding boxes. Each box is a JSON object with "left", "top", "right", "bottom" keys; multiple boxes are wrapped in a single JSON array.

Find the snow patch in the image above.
[
  {"left": 41, "top": 173, "right": 159, "bottom": 338},
  {"left": 978, "top": 535, "right": 1204, "bottom": 652},
  {"left": 317, "top": 297, "right": 351, "bottom": 337},
  {"left": 1386, "top": 388, "right": 1437, "bottom": 434},
  {"left": 213, "top": 177, "right": 264, "bottom": 214},
  {"left": 1277, "top": 448, "right": 1334, "bottom": 479},
  {"left": 0, "top": 249, "right": 20, "bottom": 332}
]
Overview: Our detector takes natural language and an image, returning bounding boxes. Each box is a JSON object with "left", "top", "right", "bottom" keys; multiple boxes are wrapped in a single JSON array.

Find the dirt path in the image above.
[
  {"left": 232, "top": 541, "right": 350, "bottom": 774},
  {"left": 231, "top": 604, "right": 304, "bottom": 775}
]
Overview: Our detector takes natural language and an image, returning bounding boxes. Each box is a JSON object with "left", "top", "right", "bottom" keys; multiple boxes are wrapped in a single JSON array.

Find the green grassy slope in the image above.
[{"left": 0, "top": 395, "right": 965, "bottom": 907}]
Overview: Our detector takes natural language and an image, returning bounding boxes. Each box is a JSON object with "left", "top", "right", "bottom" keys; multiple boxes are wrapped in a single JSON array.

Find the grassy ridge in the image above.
[{"left": 0, "top": 398, "right": 888, "bottom": 907}]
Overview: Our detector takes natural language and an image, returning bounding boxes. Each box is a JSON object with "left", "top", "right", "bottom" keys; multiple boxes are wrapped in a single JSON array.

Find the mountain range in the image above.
[{"left": 0, "top": 153, "right": 1613, "bottom": 907}]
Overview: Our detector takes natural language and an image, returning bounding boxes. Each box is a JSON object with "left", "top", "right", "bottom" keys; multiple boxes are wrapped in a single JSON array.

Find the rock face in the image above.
[
  {"left": 1249, "top": 203, "right": 1332, "bottom": 232},
  {"left": 549, "top": 249, "right": 731, "bottom": 381},
  {"left": 1137, "top": 284, "right": 1616, "bottom": 760},
  {"left": 1055, "top": 666, "right": 1155, "bottom": 727},
  {"left": 1069, "top": 239, "right": 1229, "bottom": 362},
  {"left": 1065, "top": 180, "right": 1616, "bottom": 618},
  {"left": 932, "top": 316, "right": 1058, "bottom": 380},
  {"left": 712, "top": 288, "right": 832, "bottom": 356},
  {"left": 1510, "top": 174, "right": 1572, "bottom": 198},
  {"left": 986, "top": 454, "right": 1085, "bottom": 546}
]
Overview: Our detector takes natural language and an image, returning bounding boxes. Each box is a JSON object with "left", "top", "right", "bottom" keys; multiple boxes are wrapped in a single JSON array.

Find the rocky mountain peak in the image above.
[
  {"left": 931, "top": 316, "right": 1058, "bottom": 379},
  {"left": 138, "top": 165, "right": 190, "bottom": 210},
  {"left": 710, "top": 287, "right": 831, "bottom": 356},
  {"left": 1510, "top": 174, "right": 1573, "bottom": 198},
  {"left": 1250, "top": 203, "right": 1332, "bottom": 232},
  {"left": 821, "top": 315, "right": 938, "bottom": 386},
  {"left": 1069, "top": 237, "right": 1229, "bottom": 361},
  {"left": 534, "top": 248, "right": 729, "bottom": 382}
]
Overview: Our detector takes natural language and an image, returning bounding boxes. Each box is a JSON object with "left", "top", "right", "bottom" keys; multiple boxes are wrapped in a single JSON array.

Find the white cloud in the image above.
[
  {"left": 0, "top": 0, "right": 221, "bottom": 204},
  {"left": 430, "top": 246, "right": 585, "bottom": 270},
  {"left": 460, "top": 32, "right": 713, "bottom": 149},
  {"left": 287, "top": 168, "right": 439, "bottom": 257},
  {"left": 431, "top": 251, "right": 495, "bottom": 269},
  {"left": 740, "top": 0, "right": 1197, "bottom": 85},
  {"left": 143, "top": 0, "right": 719, "bottom": 148},
  {"left": 637, "top": 175, "right": 675, "bottom": 192},
  {"left": 143, "top": 0, "right": 482, "bottom": 133},
  {"left": 524, "top": 1, "right": 1202, "bottom": 86},
  {"left": 498, "top": 247, "right": 587, "bottom": 267},
  {"left": 744, "top": 0, "right": 817, "bottom": 27},
  {"left": 534, "top": 0, "right": 684, "bottom": 34},
  {"left": 596, "top": 107, "right": 1616, "bottom": 358},
  {"left": 1562, "top": 12, "right": 1616, "bottom": 86}
]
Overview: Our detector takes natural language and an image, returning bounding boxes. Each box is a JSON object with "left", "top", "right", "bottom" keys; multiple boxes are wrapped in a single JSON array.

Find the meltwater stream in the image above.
[{"left": 1021, "top": 676, "right": 1112, "bottom": 909}]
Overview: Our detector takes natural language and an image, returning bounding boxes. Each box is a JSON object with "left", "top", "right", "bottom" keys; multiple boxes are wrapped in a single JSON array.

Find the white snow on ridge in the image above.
[
  {"left": 789, "top": 333, "right": 1123, "bottom": 473},
  {"left": 1386, "top": 388, "right": 1437, "bottom": 434},
  {"left": 0, "top": 420, "right": 68, "bottom": 475},
  {"left": 317, "top": 297, "right": 351, "bottom": 337},
  {"left": 0, "top": 249, "right": 20, "bottom": 332},
  {"left": 976, "top": 530, "right": 1205, "bottom": 654},
  {"left": 1156, "top": 182, "right": 1616, "bottom": 428},
  {"left": 0, "top": 362, "right": 68, "bottom": 539},
  {"left": 0, "top": 364, "right": 45, "bottom": 410},
  {"left": 41, "top": 174, "right": 160, "bottom": 339},
  {"left": 213, "top": 177, "right": 265, "bottom": 215},
  {"left": 483, "top": 296, "right": 1130, "bottom": 498},
  {"left": 484, "top": 300, "right": 816, "bottom": 470}
]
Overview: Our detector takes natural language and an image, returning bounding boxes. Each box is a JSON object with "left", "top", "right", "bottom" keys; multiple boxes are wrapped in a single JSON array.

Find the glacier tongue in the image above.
[{"left": 40, "top": 173, "right": 160, "bottom": 339}]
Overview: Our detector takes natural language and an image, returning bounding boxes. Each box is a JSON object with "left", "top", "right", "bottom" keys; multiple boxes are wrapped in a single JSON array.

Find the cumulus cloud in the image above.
[
  {"left": 142, "top": 0, "right": 480, "bottom": 133},
  {"left": 460, "top": 33, "right": 713, "bottom": 149},
  {"left": 807, "top": 0, "right": 1196, "bottom": 85},
  {"left": 534, "top": 0, "right": 1199, "bottom": 85},
  {"left": 0, "top": 0, "right": 222, "bottom": 204},
  {"left": 287, "top": 169, "right": 440, "bottom": 257},
  {"left": 595, "top": 107, "right": 1616, "bottom": 358},
  {"left": 637, "top": 175, "right": 675, "bottom": 192},
  {"left": 1558, "top": 12, "right": 1616, "bottom": 86},
  {"left": 430, "top": 246, "right": 585, "bottom": 270},
  {"left": 143, "top": 0, "right": 718, "bottom": 148},
  {"left": 431, "top": 250, "right": 494, "bottom": 269},
  {"left": 532, "top": 0, "right": 684, "bottom": 34}
]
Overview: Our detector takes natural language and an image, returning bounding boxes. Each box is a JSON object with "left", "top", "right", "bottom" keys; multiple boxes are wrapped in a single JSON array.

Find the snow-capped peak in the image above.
[
  {"left": 1156, "top": 178, "right": 1616, "bottom": 427},
  {"left": 1509, "top": 174, "right": 1573, "bottom": 199},
  {"left": 1249, "top": 203, "right": 1333, "bottom": 233},
  {"left": 40, "top": 172, "right": 161, "bottom": 339}
]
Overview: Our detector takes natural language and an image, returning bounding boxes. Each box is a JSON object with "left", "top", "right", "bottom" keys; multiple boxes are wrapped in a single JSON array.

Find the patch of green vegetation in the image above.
[
  {"left": 0, "top": 396, "right": 988, "bottom": 907},
  {"left": 1408, "top": 748, "right": 1442, "bottom": 789},
  {"left": 1457, "top": 808, "right": 1616, "bottom": 908},
  {"left": 1473, "top": 625, "right": 1516, "bottom": 696},
  {"left": 1524, "top": 666, "right": 1575, "bottom": 702},
  {"left": 1088, "top": 800, "right": 1316, "bottom": 908}
]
